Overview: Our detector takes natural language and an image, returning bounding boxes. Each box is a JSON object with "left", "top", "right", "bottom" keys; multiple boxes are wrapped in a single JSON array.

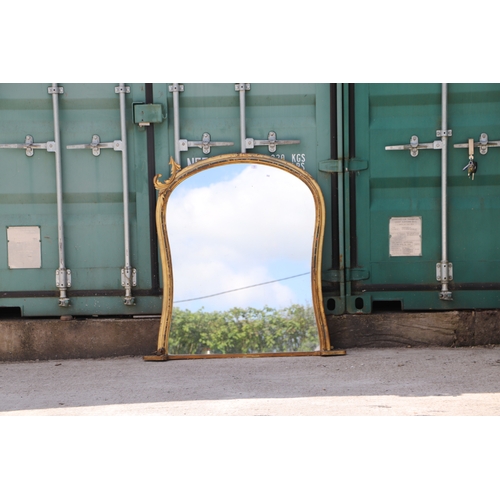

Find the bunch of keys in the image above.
[{"left": 463, "top": 138, "right": 477, "bottom": 180}]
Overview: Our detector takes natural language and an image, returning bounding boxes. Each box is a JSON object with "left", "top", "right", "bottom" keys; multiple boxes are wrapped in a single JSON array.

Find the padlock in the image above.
[
  {"left": 462, "top": 138, "right": 477, "bottom": 180},
  {"left": 463, "top": 159, "right": 478, "bottom": 180}
]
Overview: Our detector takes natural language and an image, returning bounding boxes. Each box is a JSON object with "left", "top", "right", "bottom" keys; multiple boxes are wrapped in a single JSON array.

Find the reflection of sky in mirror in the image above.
[{"left": 167, "top": 163, "right": 315, "bottom": 312}]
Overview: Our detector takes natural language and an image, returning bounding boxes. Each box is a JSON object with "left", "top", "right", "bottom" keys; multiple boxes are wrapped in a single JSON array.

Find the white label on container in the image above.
[
  {"left": 7, "top": 226, "right": 42, "bottom": 269},
  {"left": 389, "top": 217, "right": 422, "bottom": 257}
]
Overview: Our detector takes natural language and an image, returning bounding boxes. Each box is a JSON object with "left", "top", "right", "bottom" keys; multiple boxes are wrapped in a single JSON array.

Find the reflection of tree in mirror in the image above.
[
  {"left": 169, "top": 304, "right": 319, "bottom": 355},
  {"left": 166, "top": 162, "right": 318, "bottom": 354}
]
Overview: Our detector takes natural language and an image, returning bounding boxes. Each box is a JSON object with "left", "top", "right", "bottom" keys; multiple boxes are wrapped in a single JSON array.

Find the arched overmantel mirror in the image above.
[{"left": 144, "top": 153, "right": 345, "bottom": 361}]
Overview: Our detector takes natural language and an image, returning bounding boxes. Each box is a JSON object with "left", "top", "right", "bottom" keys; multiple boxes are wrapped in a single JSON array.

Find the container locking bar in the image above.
[
  {"left": 454, "top": 133, "right": 500, "bottom": 155},
  {"left": 169, "top": 83, "right": 184, "bottom": 164},
  {"left": 65, "top": 86, "right": 136, "bottom": 306},
  {"left": 50, "top": 83, "right": 71, "bottom": 307},
  {"left": 116, "top": 83, "right": 136, "bottom": 305},
  {"left": 385, "top": 84, "right": 453, "bottom": 301},
  {"left": 0, "top": 85, "right": 71, "bottom": 307},
  {"left": 236, "top": 83, "right": 250, "bottom": 153},
  {"left": 67, "top": 135, "right": 123, "bottom": 157}
]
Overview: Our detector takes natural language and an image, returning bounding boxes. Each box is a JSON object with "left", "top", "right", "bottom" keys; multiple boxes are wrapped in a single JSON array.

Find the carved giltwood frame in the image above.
[{"left": 144, "top": 153, "right": 345, "bottom": 361}]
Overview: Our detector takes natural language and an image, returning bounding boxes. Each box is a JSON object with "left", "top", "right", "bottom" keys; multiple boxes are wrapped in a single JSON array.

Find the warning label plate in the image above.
[{"left": 389, "top": 217, "right": 422, "bottom": 257}]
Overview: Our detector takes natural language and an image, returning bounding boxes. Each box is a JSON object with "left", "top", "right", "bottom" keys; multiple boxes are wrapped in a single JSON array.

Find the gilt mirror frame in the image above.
[{"left": 144, "top": 153, "right": 345, "bottom": 361}]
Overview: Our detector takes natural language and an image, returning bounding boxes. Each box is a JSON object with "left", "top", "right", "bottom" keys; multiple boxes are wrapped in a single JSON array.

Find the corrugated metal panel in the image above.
[
  {"left": 0, "top": 83, "right": 332, "bottom": 316},
  {"left": 345, "top": 83, "right": 500, "bottom": 312},
  {"left": 0, "top": 83, "right": 163, "bottom": 315}
]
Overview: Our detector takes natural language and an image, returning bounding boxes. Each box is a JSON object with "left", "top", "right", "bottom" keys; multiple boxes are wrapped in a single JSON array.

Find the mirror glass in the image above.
[{"left": 166, "top": 162, "right": 319, "bottom": 355}]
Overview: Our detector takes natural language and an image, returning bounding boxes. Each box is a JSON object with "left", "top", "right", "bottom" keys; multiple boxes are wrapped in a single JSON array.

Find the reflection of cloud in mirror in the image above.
[{"left": 167, "top": 163, "right": 315, "bottom": 311}]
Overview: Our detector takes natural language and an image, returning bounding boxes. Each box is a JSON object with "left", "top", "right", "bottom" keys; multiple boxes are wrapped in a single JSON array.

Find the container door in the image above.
[
  {"left": 0, "top": 83, "right": 333, "bottom": 317},
  {"left": 161, "top": 82, "right": 334, "bottom": 301},
  {"left": 0, "top": 83, "right": 164, "bottom": 316},
  {"left": 346, "top": 83, "right": 500, "bottom": 313}
]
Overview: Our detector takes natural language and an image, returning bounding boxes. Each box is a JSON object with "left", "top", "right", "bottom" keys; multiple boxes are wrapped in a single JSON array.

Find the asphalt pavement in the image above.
[{"left": 1, "top": 346, "right": 500, "bottom": 416}]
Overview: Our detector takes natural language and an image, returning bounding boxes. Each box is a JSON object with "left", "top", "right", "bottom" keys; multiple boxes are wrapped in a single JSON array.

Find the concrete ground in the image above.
[{"left": 1, "top": 345, "right": 500, "bottom": 416}]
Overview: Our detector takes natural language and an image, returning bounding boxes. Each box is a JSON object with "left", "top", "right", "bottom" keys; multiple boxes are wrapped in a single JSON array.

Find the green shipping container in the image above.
[
  {"left": 2, "top": 83, "right": 500, "bottom": 319},
  {"left": 0, "top": 83, "right": 332, "bottom": 317},
  {"left": 326, "top": 83, "right": 500, "bottom": 314}
]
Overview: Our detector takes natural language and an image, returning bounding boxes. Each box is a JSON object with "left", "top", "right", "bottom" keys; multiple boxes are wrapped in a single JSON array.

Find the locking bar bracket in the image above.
[
  {"left": 48, "top": 86, "right": 64, "bottom": 94},
  {"left": 121, "top": 267, "right": 137, "bottom": 287},
  {"left": 436, "top": 129, "right": 453, "bottom": 137},
  {"left": 56, "top": 268, "right": 72, "bottom": 288},
  {"left": 115, "top": 86, "right": 130, "bottom": 94},
  {"left": 121, "top": 266, "right": 137, "bottom": 305},
  {"left": 235, "top": 83, "right": 250, "bottom": 92},
  {"left": 179, "top": 132, "right": 234, "bottom": 155},
  {"left": 56, "top": 268, "right": 72, "bottom": 307},
  {"left": 436, "top": 262, "right": 453, "bottom": 282},
  {"left": 169, "top": 84, "right": 184, "bottom": 93},
  {"left": 453, "top": 133, "right": 500, "bottom": 155}
]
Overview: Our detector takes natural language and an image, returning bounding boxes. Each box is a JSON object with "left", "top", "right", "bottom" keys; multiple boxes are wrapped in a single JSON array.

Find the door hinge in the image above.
[
  {"left": 322, "top": 268, "right": 369, "bottom": 282},
  {"left": 346, "top": 159, "right": 368, "bottom": 171},
  {"left": 319, "top": 159, "right": 368, "bottom": 173},
  {"left": 347, "top": 268, "right": 370, "bottom": 281},
  {"left": 322, "top": 270, "right": 342, "bottom": 281},
  {"left": 319, "top": 159, "right": 342, "bottom": 173}
]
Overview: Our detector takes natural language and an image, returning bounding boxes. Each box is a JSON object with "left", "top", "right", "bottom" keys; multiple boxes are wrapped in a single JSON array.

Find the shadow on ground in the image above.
[{"left": 1, "top": 347, "right": 500, "bottom": 412}]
